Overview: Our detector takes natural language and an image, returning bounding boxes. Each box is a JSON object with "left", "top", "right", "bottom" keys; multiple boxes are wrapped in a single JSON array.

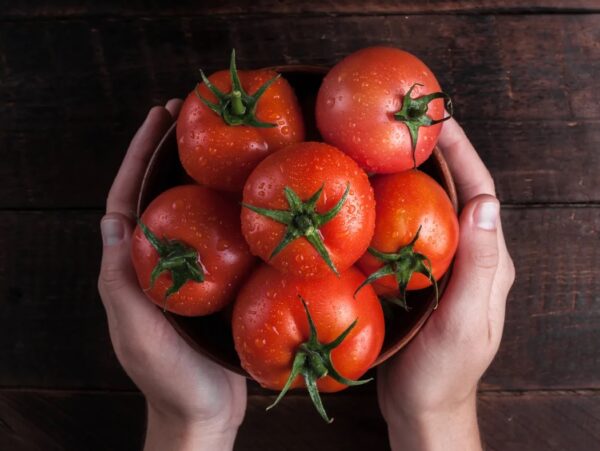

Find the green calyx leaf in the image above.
[
  {"left": 137, "top": 219, "right": 204, "bottom": 309},
  {"left": 242, "top": 183, "right": 350, "bottom": 276},
  {"left": 393, "top": 83, "right": 454, "bottom": 167},
  {"left": 354, "top": 226, "right": 439, "bottom": 310},
  {"left": 194, "top": 49, "right": 280, "bottom": 128},
  {"left": 266, "top": 295, "right": 371, "bottom": 423}
]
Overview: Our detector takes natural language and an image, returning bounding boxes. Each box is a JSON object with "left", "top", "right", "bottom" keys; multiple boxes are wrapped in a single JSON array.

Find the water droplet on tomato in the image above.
[
  {"left": 216, "top": 239, "right": 230, "bottom": 251},
  {"left": 326, "top": 97, "right": 335, "bottom": 107}
]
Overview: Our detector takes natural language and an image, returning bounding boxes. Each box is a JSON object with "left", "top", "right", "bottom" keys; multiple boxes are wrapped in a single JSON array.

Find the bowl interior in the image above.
[{"left": 137, "top": 66, "right": 458, "bottom": 376}]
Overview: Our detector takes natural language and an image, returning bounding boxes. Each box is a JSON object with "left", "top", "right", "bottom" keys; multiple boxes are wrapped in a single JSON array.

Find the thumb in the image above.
[
  {"left": 436, "top": 194, "right": 500, "bottom": 326},
  {"left": 98, "top": 213, "right": 158, "bottom": 324},
  {"left": 98, "top": 213, "right": 162, "bottom": 328},
  {"left": 99, "top": 213, "right": 137, "bottom": 296}
]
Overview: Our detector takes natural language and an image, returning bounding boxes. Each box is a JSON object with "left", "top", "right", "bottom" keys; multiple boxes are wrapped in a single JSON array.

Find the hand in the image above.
[
  {"left": 377, "top": 118, "right": 515, "bottom": 451},
  {"left": 98, "top": 101, "right": 247, "bottom": 451}
]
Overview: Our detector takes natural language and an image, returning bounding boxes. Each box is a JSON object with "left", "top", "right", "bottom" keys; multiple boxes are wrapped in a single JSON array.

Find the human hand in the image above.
[
  {"left": 377, "top": 118, "right": 515, "bottom": 451},
  {"left": 98, "top": 101, "right": 247, "bottom": 451}
]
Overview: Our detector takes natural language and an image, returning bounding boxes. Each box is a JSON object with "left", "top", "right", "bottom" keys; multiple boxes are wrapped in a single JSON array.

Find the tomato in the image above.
[
  {"left": 177, "top": 51, "right": 305, "bottom": 192},
  {"left": 232, "top": 264, "right": 384, "bottom": 421},
  {"left": 131, "top": 185, "right": 255, "bottom": 316},
  {"left": 316, "top": 46, "right": 452, "bottom": 174},
  {"left": 356, "top": 170, "right": 459, "bottom": 306},
  {"left": 241, "top": 141, "right": 376, "bottom": 278}
]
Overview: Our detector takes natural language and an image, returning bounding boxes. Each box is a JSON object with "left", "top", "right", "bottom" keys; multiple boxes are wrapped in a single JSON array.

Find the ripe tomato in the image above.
[
  {"left": 241, "top": 141, "right": 375, "bottom": 278},
  {"left": 131, "top": 185, "right": 255, "bottom": 316},
  {"left": 177, "top": 51, "right": 305, "bottom": 192},
  {"left": 357, "top": 170, "right": 459, "bottom": 305},
  {"left": 316, "top": 47, "right": 452, "bottom": 174},
  {"left": 232, "top": 264, "right": 384, "bottom": 422}
]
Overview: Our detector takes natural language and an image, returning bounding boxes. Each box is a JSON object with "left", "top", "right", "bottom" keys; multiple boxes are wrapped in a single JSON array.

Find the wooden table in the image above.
[{"left": 1, "top": 1, "right": 599, "bottom": 449}]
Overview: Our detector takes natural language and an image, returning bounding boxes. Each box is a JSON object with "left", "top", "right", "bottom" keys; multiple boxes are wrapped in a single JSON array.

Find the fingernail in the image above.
[
  {"left": 474, "top": 201, "right": 499, "bottom": 231},
  {"left": 101, "top": 218, "right": 124, "bottom": 246}
]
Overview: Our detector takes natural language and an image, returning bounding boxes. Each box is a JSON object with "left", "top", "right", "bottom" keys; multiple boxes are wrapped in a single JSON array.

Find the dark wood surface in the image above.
[
  {"left": 2, "top": 390, "right": 600, "bottom": 451},
  {"left": 1, "top": 1, "right": 599, "bottom": 450}
]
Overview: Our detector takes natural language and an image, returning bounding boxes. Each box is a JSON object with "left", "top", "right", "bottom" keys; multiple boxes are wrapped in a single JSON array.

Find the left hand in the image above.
[
  {"left": 377, "top": 118, "right": 515, "bottom": 450},
  {"left": 98, "top": 100, "right": 247, "bottom": 451}
]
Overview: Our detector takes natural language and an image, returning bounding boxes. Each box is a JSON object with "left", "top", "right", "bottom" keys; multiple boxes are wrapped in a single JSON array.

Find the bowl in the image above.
[{"left": 136, "top": 65, "right": 458, "bottom": 376}]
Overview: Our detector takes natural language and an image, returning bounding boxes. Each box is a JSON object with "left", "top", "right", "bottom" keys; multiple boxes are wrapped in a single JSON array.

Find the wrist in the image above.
[
  {"left": 144, "top": 403, "right": 239, "bottom": 451},
  {"left": 385, "top": 391, "right": 481, "bottom": 451}
]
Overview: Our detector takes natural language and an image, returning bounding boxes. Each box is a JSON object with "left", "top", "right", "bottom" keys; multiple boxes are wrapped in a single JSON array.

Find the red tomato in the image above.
[
  {"left": 357, "top": 170, "right": 458, "bottom": 303},
  {"left": 177, "top": 51, "right": 305, "bottom": 192},
  {"left": 316, "top": 47, "right": 451, "bottom": 174},
  {"left": 131, "top": 185, "right": 255, "bottom": 316},
  {"left": 232, "top": 264, "right": 384, "bottom": 421},
  {"left": 241, "top": 141, "right": 376, "bottom": 278}
]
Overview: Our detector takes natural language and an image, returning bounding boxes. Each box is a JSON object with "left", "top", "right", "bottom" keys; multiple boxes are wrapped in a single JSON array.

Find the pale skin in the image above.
[{"left": 98, "top": 100, "right": 514, "bottom": 450}]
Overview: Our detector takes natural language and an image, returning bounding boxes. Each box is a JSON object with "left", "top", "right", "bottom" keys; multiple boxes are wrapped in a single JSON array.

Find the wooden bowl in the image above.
[{"left": 136, "top": 65, "right": 458, "bottom": 376}]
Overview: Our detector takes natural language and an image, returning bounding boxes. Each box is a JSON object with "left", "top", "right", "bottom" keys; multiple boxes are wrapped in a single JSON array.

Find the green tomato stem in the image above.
[{"left": 230, "top": 90, "right": 246, "bottom": 116}]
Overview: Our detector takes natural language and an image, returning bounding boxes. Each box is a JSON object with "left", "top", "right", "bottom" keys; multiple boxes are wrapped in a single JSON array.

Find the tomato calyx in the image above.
[
  {"left": 137, "top": 219, "right": 205, "bottom": 305},
  {"left": 195, "top": 49, "right": 281, "bottom": 128},
  {"left": 242, "top": 183, "right": 350, "bottom": 276},
  {"left": 266, "top": 295, "right": 371, "bottom": 423},
  {"left": 393, "top": 83, "right": 453, "bottom": 166},
  {"left": 355, "top": 226, "right": 439, "bottom": 310}
]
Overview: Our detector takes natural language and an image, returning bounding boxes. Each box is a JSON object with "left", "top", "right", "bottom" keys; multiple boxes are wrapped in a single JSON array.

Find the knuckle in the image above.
[
  {"left": 487, "top": 173, "right": 496, "bottom": 194},
  {"left": 471, "top": 245, "right": 499, "bottom": 269},
  {"left": 99, "top": 265, "right": 128, "bottom": 292},
  {"left": 505, "top": 256, "right": 516, "bottom": 285},
  {"left": 149, "top": 105, "right": 165, "bottom": 116}
]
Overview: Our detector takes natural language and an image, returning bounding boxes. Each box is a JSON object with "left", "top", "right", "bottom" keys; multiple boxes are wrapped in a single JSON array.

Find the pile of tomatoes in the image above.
[{"left": 131, "top": 47, "right": 459, "bottom": 422}]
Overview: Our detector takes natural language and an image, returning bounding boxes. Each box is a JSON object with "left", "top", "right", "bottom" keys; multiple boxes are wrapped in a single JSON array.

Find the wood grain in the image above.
[
  {"left": 1, "top": 207, "right": 598, "bottom": 390},
  {"left": 1, "top": 15, "right": 600, "bottom": 207},
  {"left": 1, "top": 1, "right": 599, "bottom": 17},
  {"left": 1, "top": 390, "right": 599, "bottom": 451},
  {"left": 2, "top": 119, "right": 599, "bottom": 209},
  {"left": 1, "top": 5, "right": 599, "bottom": 449}
]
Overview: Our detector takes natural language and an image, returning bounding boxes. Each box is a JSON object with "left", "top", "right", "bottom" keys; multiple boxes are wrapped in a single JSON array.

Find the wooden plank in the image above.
[
  {"left": 4, "top": 15, "right": 600, "bottom": 126},
  {"left": 1, "top": 119, "right": 598, "bottom": 209},
  {"left": 1, "top": 16, "right": 600, "bottom": 207},
  {"left": 481, "top": 206, "right": 600, "bottom": 391},
  {"left": 1, "top": 1, "right": 599, "bottom": 17},
  {"left": 0, "top": 207, "right": 598, "bottom": 390},
  {"left": 0, "top": 390, "right": 145, "bottom": 451},
  {"left": 1, "top": 390, "right": 599, "bottom": 451},
  {"left": 0, "top": 211, "right": 134, "bottom": 390},
  {"left": 478, "top": 391, "right": 600, "bottom": 451}
]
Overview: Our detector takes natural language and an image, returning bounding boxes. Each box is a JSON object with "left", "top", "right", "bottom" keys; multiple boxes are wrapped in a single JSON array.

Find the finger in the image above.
[
  {"left": 98, "top": 213, "right": 165, "bottom": 327},
  {"left": 438, "top": 118, "right": 495, "bottom": 205},
  {"left": 107, "top": 106, "right": 174, "bottom": 218},
  {"left": 434, "top": 194, "right": 500, "bottom": 340},
  {"left": 165, "top": 98, "right": 183, "bottom": 119},
  {"left": 487, "top": 217, "right": 515, "bottom": 342}
]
